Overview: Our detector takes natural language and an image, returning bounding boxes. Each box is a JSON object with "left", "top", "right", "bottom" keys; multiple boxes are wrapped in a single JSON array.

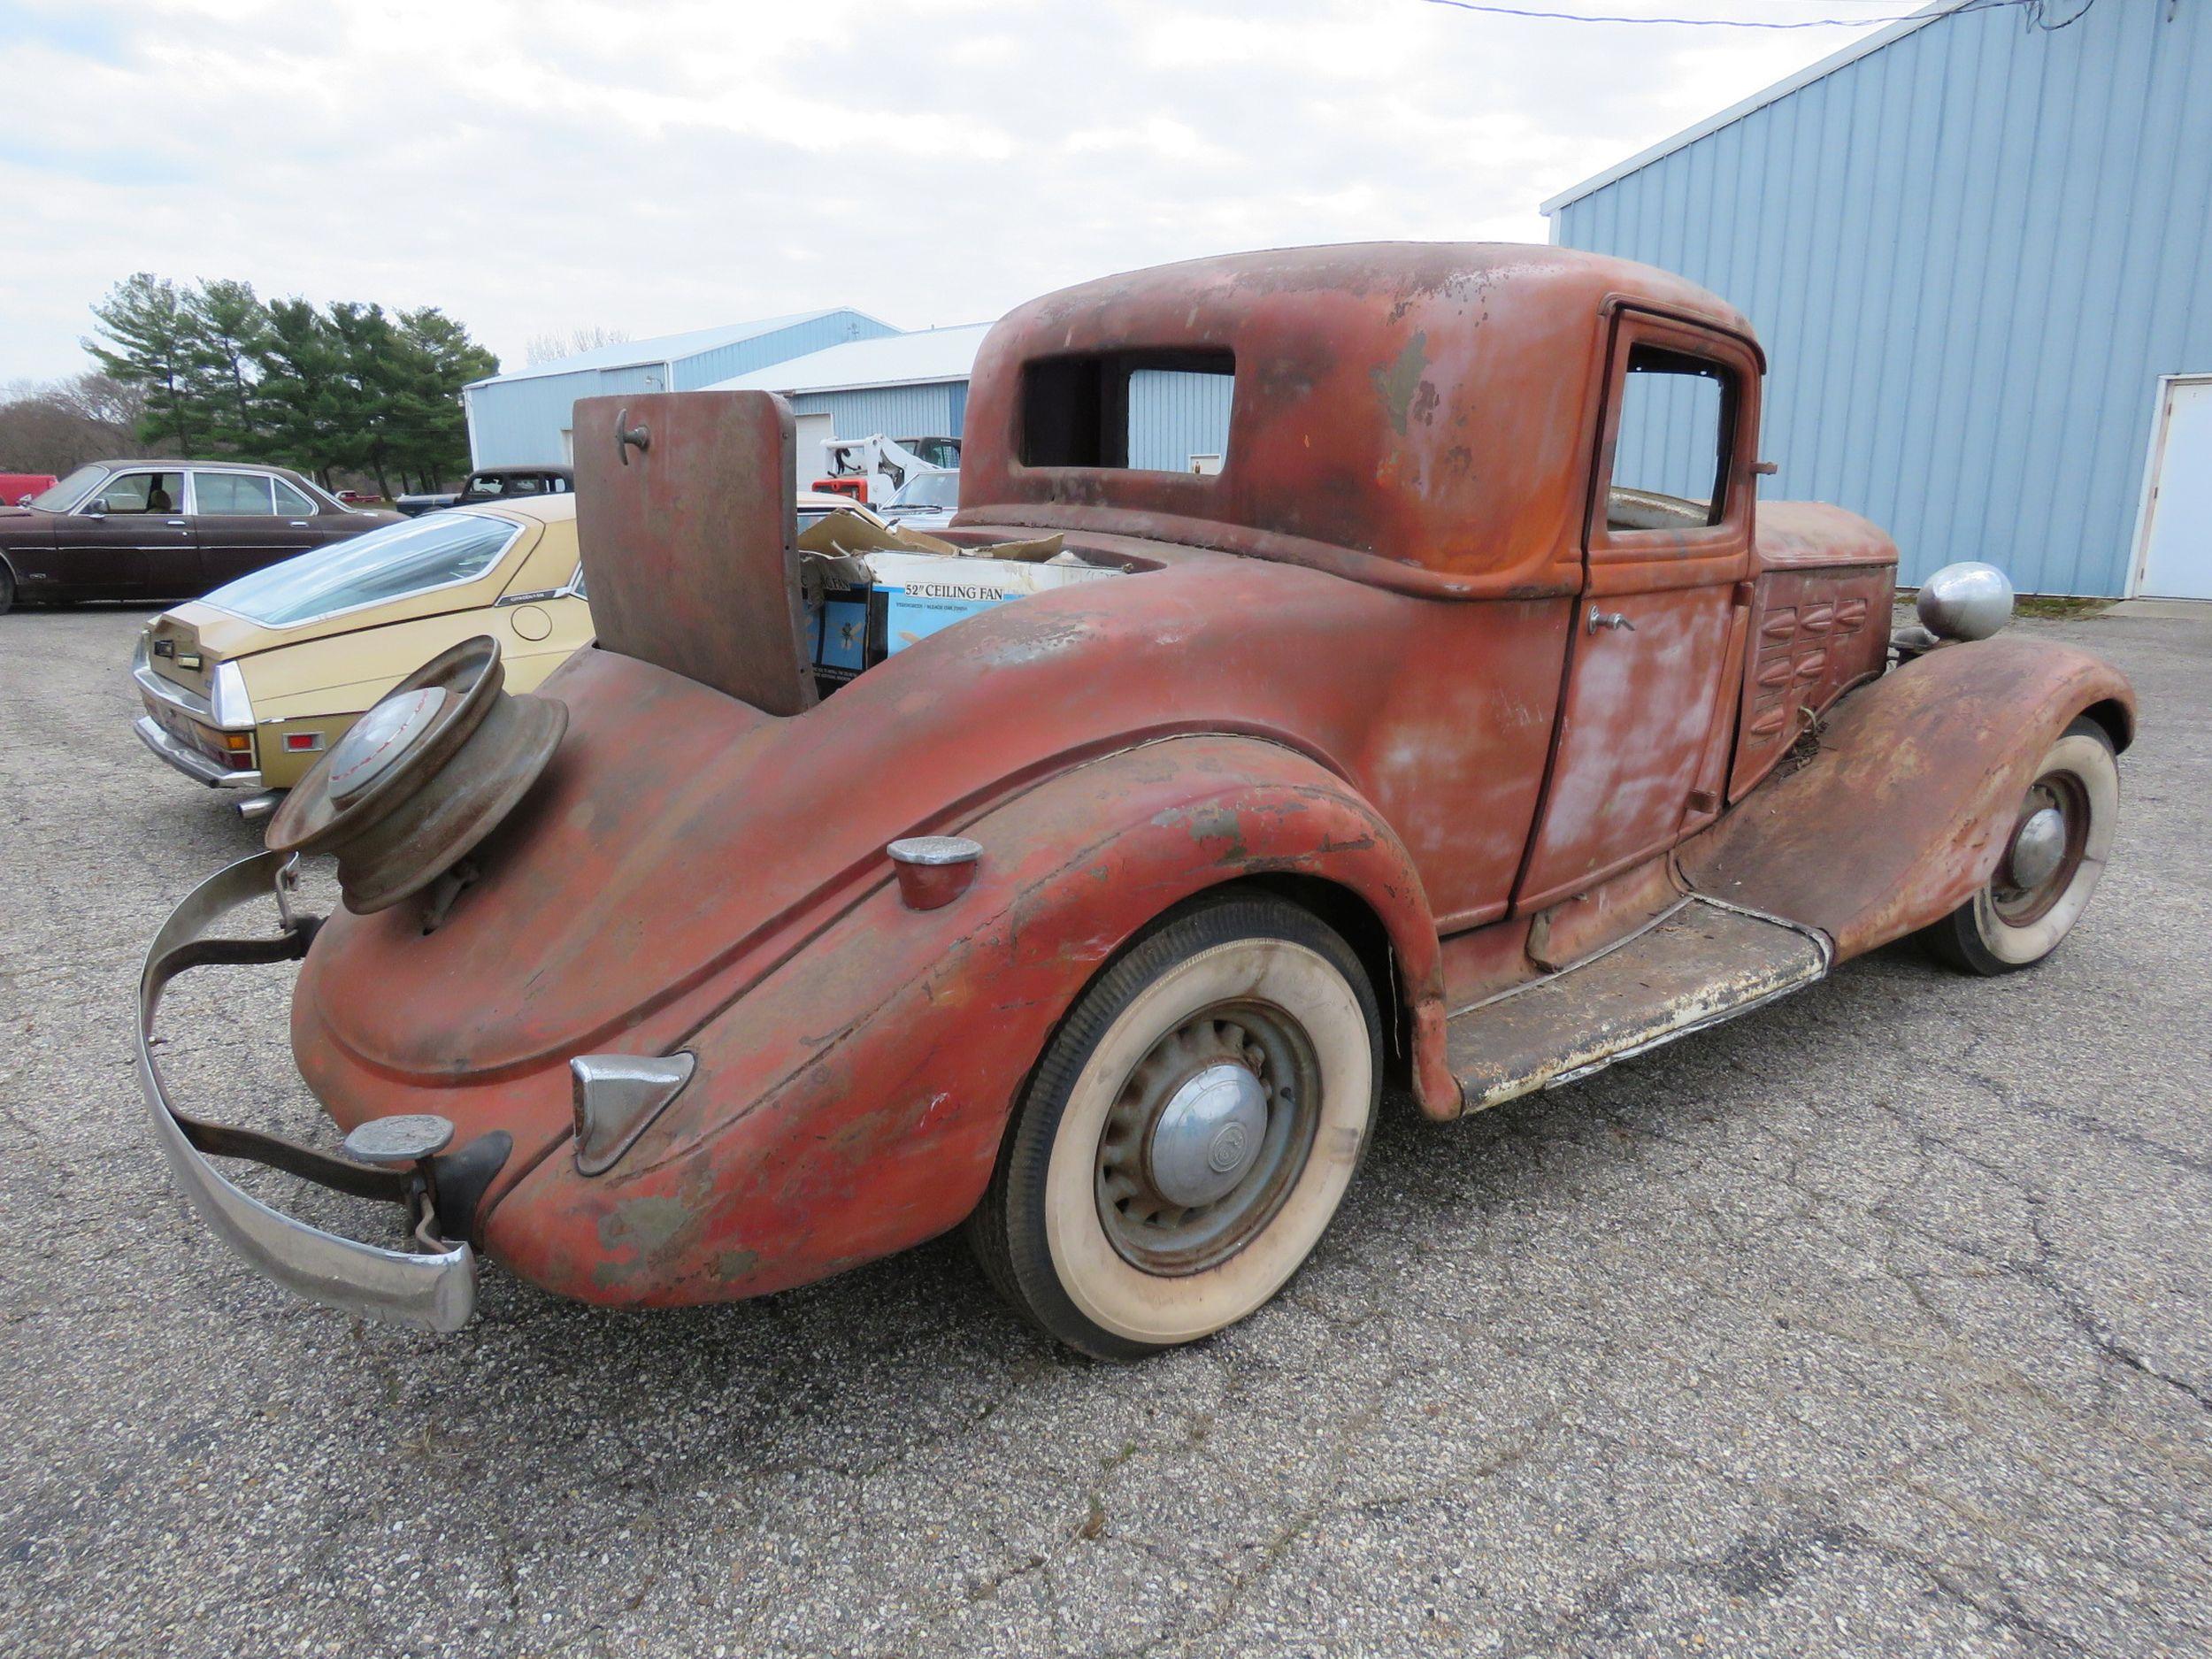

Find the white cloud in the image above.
[{"left": 0, "top": 0, "right": 1896, "bottom": 382}]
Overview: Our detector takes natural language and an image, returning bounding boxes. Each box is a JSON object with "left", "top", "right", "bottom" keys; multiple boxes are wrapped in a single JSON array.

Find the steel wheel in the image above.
[
  {"left": 1095, "top": 1001, "right": 1321, "bottom": 1276},
  {"left": 970, "top": 891, "right": 1380, "bottom": 1360},
  {"left": 1923, "top": 717, "right": 2117, "bottom": 976}
]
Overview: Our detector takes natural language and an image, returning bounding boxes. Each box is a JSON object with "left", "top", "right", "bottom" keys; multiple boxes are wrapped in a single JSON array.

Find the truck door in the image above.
[{"left": 1513, "top": 311, "right": 1761, "bottom": 911}]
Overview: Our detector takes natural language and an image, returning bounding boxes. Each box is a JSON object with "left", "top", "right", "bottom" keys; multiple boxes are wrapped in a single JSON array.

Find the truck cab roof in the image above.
[{"left": 957, "top": 242, "right": 1761, "bottom": 601}]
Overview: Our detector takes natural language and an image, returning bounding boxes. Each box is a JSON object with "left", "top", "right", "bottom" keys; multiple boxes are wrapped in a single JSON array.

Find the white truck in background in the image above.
[{"left": 813, "top": 433, "right": 961, "bottom": 507}]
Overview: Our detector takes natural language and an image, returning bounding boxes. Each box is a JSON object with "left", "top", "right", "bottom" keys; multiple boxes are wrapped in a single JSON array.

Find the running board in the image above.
[{"left": 1447, "top": 895, "right": 1831, "bottom": 1112}]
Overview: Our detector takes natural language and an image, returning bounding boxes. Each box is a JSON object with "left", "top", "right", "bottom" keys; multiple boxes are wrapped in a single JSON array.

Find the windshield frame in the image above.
[
  {"left": 201, "top": 508, "right": 528, "bottom": 630},
  {"left": 889, "top": 472, "right": 960, "bottom": 511}
]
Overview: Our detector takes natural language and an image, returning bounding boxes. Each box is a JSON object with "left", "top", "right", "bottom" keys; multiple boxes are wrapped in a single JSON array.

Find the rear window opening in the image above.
[
  {"left": 1606, "top": 344, "right": 1734, "bottom": 531},
  {"left": 1019, "top": 349, "right": 1235, "bottom": 472}
]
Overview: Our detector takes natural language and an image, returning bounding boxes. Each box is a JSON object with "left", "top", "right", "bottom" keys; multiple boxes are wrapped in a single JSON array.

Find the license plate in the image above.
[{"left": 144, "top": 696, "right": 211, "bottom": 757}]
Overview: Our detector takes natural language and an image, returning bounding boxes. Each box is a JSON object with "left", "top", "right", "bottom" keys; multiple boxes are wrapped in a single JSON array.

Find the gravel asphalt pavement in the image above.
[{"left": 2, "top": 603, "right": 2206, "bottom": 1657}]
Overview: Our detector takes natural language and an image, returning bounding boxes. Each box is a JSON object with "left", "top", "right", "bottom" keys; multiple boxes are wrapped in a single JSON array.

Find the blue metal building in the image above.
[
  {"left": 707, "top": 322, "right": 1239, "bottom": 482},
  {"left": 468, "top": 304, "right": 1238, "bottom": 491},
  {"left": 463, "top": 309, "right": 898, "bottom": 468},
  {"left": 1543, "top": 0, "right": 2212, "bottom": 596},
  {"left": 707, "top": 323, "right": 992, "bottom": 445}
]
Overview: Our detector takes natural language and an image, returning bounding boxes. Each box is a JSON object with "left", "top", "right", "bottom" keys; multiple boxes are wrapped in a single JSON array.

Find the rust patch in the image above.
[
  {"left": 710, "top": 1248, "right": 761, "bottom": 1283},
  {"left": 1372, "top": 331, "right": 1431, "bottom": 437}
]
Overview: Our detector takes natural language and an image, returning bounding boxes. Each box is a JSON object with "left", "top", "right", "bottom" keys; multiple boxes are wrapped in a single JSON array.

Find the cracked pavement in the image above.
[{"left": 2, "top": 604, "right": 2207, "bottom": 1657}]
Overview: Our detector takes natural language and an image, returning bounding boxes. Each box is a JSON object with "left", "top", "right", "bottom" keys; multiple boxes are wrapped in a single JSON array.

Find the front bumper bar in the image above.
[
  {"left": 134, "top": 713, "right": 264, "bottom": 789},
  {"left": 137, "top": 852, "right": 476, "bottom": 1331}
]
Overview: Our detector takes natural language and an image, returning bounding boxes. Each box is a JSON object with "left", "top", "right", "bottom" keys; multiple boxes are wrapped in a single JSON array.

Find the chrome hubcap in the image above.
[
  {"left": 2006, "top": 805, "right": 2067, "bottom": 891},
  {"left": 326, "top": 687, "right": 443, "bottom": 805},
  {"left": 1147, "top": 1062, "right": 1269, "bottom": 1207},
  {"left": 1095, "top": 1002, "right": 1320, "bottom": 1276},
  {"left": 1992, "top": 772, "right": 2089, "bottom": 928}
]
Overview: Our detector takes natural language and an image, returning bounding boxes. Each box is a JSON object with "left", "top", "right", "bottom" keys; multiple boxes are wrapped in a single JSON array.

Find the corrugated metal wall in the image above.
[
  {"left": 788, "top": 368, "right": 1231, "bottom": 472},
  {"left": 466, "top": 310, "right": 896, "bottom": 466},
  {"left": 1615, "top": 365, "right": 1727, "bottom": 509},
  {"left": 787, "top": 381, "right": 967, "bottom": 440},
  {"left": 468, "top": 363, "right": 665, "bottom": 466},
  {"left": 467, "top": 323, "right": 1240, "bottom": 477},
  {"left": 1552, "top": 0, "right": 2212, "bottom": 595},
  {"left": 1126, "top": 368, "right": 1236, "bottom": 472}
]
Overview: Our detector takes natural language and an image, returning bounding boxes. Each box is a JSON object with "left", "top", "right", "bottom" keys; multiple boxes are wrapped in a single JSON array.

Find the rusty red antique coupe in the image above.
[{"left": 138, "top": 244, "right": 2133, "bottom": 1357}]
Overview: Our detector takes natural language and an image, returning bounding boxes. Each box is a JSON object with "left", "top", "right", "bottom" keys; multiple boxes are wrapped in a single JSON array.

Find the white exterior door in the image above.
[
  {"left": 2139, "top": 377, "right": 2212, "bottom": 599},
  {"left": 793, "top": 412, "right": 834, "bottom": 495}
]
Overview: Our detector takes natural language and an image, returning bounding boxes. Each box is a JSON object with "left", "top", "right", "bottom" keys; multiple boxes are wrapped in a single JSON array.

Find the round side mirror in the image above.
[{"left": 1916, "top": 562, "right": 2014, "bottom": 641}]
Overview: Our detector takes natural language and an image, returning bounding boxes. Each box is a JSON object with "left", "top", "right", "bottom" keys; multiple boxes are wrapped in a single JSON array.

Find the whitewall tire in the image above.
[
  {"left": 969, "top": 890, "right": 1381, "bottom": 1360},
  {"left": 1923, "top": 717, "right": 2118, "bottom": 976}
]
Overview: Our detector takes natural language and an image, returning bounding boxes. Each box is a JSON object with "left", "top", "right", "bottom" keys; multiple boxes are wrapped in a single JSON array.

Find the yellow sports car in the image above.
[
  {"left": 132, "top": 490, "right": 894, "bottom": 810},
  {"left": 132, "top": 490, "right": 895, "bottom": 810},
  {"left": 132, "top": 495, "right": 587, "bottom": 810}
]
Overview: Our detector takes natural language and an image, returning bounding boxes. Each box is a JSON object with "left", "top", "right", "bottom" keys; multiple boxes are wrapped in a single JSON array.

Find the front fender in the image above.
[
  {"left": 1679, "top": 634, "right": 2136, "bottom": 960},
  {"left": 486, "top": 733, "right": 1448, "bottom": 1307}
]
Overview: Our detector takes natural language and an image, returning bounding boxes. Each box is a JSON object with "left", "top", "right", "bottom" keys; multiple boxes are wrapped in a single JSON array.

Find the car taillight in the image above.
[{"left": 222, "top": 732, "right": 252, "bottom": 753}]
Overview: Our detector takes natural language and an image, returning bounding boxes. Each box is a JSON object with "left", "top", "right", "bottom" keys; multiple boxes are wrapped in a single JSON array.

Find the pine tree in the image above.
[
  {"left": 388, "top": 308, "right": 497, "bottom": 490},
  {"left": 82, "top": 275, "right": 501, "bottom": 487},
  {"left": 256, "top": 298, "right": 352, "bottom": 486},
  {"left": 83, "top": 274, "right": 205, "bottom": 453},
  {"left": 186, "top": 279, "right": 272, "bottom": 454},
  {"left": 325, "top": 302, "right": 403, "bottom": 497}
]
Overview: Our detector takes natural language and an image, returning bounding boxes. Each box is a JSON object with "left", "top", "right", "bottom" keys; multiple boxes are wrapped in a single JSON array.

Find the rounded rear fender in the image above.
[
  {"left": 487, "top": 733, "right": 1448, "bottom": 1307},
  {"left": 1679, "top": 635, "right": 2137, "bottom": 961}
]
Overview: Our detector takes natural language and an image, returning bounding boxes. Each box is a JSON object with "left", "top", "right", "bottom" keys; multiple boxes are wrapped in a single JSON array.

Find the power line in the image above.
[
  {"left": 2027, "top": 0, "right": 2100, "bottom": 28},
  {"left": 1417, "top": 0, "right": 2054, "bottom": 27}
]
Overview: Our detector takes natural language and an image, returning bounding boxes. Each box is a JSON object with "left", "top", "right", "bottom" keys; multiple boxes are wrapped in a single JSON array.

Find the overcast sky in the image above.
[{"left": 0, "top": 0, "right": 1908, "bottom": 384}]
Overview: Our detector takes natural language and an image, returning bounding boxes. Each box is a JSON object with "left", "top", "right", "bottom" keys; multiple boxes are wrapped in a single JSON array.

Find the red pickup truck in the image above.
[{"left": 1, "top": 472, "right": 58, "bottom": 506}]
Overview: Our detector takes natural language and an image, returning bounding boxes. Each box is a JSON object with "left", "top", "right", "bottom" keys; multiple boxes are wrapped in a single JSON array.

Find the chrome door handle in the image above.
[
  {"left": 288, "top": 520, "right": 309, "bottom": 527},
  {"left": 165, "top": 518, "right": 188, "bottom": 527},
  {"left": 1586, "top": 605, "right": 1636, "bottom": 634}
]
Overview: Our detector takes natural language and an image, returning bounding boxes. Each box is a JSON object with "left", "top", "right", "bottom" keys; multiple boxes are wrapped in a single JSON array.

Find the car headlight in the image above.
[{"left": 211, "top": 660, "right": 255, "bottom": 728}]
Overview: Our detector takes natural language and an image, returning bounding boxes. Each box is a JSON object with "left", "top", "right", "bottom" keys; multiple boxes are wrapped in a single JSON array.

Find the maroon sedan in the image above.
[{"left": 0, "top": 459, "right": 402, "bottom": 613}]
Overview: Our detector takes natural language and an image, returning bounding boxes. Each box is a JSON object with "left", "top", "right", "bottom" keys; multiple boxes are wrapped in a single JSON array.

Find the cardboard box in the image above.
[
  {"left": 863, "top": 551, "right": 1119, "bottom": 656},
  {"left": 808, "top": 547, "right": 1120, "bottom": 683}
]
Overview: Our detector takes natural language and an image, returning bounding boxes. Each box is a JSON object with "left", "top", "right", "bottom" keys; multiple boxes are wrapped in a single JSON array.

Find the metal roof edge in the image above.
[
  {"left": 1537, "top": 0, "right": 1971, "bottom": 217},
  {"left": 466, "top": 306, "right": 897, "bottom": 390},
  {"left": 780, "top": 372, "right": 972, "bottom": 396}
]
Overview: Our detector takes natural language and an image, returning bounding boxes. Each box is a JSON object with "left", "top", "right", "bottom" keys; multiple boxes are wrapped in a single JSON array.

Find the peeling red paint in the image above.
[{"left": 277, "top": 243, "right": 2136, "bottom": 1317}]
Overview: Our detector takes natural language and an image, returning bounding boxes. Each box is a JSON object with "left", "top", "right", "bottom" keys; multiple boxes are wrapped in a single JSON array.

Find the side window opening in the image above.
[
  {"left": 95, "top": 472, "right": 184, "bottom": 514},
  {"left": 196, "top": 472, "right": 278, "bottom": 516},
  {"left": 1607, "top": 344, "right": 1733, "bottom": 532},
  {"left": 1020, "top": 349, "right": 1234, "bottom": 472}
]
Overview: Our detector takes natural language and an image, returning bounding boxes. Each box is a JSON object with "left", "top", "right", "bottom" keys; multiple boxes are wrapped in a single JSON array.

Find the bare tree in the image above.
[
  {"left": 523, "top": 324, "right": 634, "bottom": 367},
  {"left": 0, "top": 373, "right": 153, "bottom": 473}
]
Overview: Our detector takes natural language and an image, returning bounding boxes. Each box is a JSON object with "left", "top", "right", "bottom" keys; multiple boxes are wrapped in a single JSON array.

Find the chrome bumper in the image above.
[
  {"left": 137, "top": 852, "right": 475, "bottom": 1331},
  {"left": 134, "top": 714, "right": 264, "bottom": 789}
]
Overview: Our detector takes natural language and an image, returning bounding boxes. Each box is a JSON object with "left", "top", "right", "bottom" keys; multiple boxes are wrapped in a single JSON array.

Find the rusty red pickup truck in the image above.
[{"left": 137, "top": 243, "right": 2132, "bottom": 1358}]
